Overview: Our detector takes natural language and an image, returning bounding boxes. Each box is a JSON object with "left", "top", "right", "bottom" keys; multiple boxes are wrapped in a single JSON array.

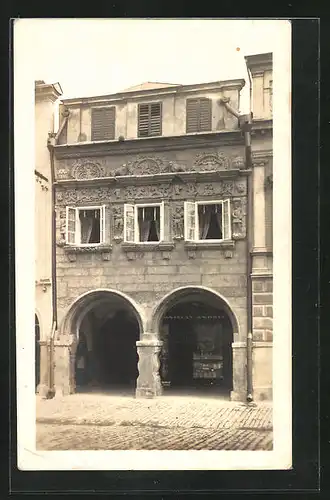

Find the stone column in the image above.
[
  {"left": 252, "top": 160, "right": 269, "bottom": 274},
  {"left": 136, "top": 335, "right": 163, "bottom": 398},
  {"left": 230, "top": 342, "right": 247, "bottom": 401},
  {"left": 53, "top": 334, "right": 77, "bottom": 396},
  {"left": 37, "top": 340, "right": 50, "bottom": 397}
]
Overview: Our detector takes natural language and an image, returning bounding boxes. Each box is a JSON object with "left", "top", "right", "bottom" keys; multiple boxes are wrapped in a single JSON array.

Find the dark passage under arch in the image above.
[{"left": 75, "top": 303, "right": 140, "bottom": 394}]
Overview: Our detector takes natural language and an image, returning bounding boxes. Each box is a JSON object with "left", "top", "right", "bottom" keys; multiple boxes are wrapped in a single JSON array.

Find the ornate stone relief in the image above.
[
  {"left": 57, "top": 208, "right": 67, "bottom": 245},
  {"left": 194, "top": 152, "right": 230, "bottom": 170},
  {"left": 115, "top": 156, "right": 166, "bottom": 176},
  {"left": 172, "top": 203, "right": 184, "bottom": 240},
  {"left": 55, "top": 179, "right": 247, "bottom": 206},
  {"left": 231, "top": 156, "right": 245, "bottom": 170},
  {"left": 58, "top": 151, "right": 246, "bottom": 180},
  {"left": 112, "top": 205, "right": 124, "bottom": 241},
  {"left": 71, "top": 159, "right": 105, "bottom": 180},
  {"left": 231, "top": 197, "right": 247, "bottom": 239}
]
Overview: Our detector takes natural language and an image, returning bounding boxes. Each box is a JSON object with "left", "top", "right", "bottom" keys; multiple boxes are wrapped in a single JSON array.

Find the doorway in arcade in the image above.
[
  {"left": 74, "top": 300, "right": 139, "bottom": 393},
  {"left": 159, "top": 300, "right": 233, "bottom": 396}
]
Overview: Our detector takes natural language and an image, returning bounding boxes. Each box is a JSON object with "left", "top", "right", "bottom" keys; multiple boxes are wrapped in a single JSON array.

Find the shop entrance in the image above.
[
  {"left": 74, "top": 295, "right": 140, "bottom": 394},
  {"left": 159, "top": 297, "right": 233, "bottom": 396}
]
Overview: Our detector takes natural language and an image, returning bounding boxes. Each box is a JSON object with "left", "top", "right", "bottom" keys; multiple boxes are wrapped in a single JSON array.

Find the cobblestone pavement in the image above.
[
  {"left": 37, "top": 423, "right": 273, "bottom": 451},
  {"left": 36, "top": 392, "right": 273, "bottom": 451}
]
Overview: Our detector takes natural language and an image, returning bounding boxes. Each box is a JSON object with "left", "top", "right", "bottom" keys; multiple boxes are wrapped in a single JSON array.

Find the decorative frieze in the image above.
[
  {"left": 55, "top": 151, "right": 247, "bottom": 180},
  {"left": 55, "top": 179, "right": 247, "bottom": 205}
]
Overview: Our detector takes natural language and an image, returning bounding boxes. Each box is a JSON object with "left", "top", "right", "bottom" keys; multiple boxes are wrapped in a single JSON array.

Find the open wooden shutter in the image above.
[
  {"left": 91, "top": 107, "right": 116, "bottom": 141},
  {"left": 138, "top": 103, "right": 162, "bottom": 137},
  {"left": 186, "top": 98, "right": 212, "bottom": 133},
  {"left": 124, "top": 204, "right": 135, "bottom": 242},
  {"left": 222, "top": 199, "right": 231, "bottom": 240},
  {"left": 66, "top": 207, "right": 77, "bottom": 244},
  {"left": 100, "top": 205, "right": 106, "bottom": 244},
  {"left": 159, "top": 201, "right": 165, "bottom": 241},
  {"left": 184, "top": 201, "right": 196, "bottom": 241}
]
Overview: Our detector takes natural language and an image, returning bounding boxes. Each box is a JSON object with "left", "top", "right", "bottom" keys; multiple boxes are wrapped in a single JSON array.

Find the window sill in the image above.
[
  {"left": 184, "top": 240, "right": 235, "bottom": 259},
  {"left": 62, "top": 244, "right": 112, "bottom": 261},
  {"left": 184, "top": 240, "right": 235, "bottom": 250},
  {"left": 122, "top": 242, "right": 175, "bottom": 260},
  {"left": 122, "top": 242, "right": 175, "bottom": 252}
]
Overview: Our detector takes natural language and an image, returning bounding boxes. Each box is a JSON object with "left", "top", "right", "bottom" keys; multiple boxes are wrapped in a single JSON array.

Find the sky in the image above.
[{"left": 15, "top": 19, "right": 288, "bottom": 114}]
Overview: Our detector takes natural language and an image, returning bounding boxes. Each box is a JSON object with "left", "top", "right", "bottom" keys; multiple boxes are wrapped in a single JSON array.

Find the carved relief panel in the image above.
[
  {"left": 55, "top": 178, "right": 247, "bottom": 205},
  {"left": 231, "top": 197, "right": 247, "bottom": 239},
  {"left": 55, "top": 150, "right": 246, "bottom": 180}
]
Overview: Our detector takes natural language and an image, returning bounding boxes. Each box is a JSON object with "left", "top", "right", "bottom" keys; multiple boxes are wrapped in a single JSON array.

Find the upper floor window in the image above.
[
  {"left": 91, "top": 107, "right": 116, "bottom": 141},
  {"left": 184, "top": 200, "right": 231, "bottom": 242},
  {"left": 66, "top": 206, "right": 106, "bottom": 245},
  {"left": 124, "top": 203, "right": 165, "bottom": 242},
  {"left": 186, "top": 98, "right": 212, "bottom": 133},
  {"left": 138, "top": 102, "right": 162, "bottom": 138}
]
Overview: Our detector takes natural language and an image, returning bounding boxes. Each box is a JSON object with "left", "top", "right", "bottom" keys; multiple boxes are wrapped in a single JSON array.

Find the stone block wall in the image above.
[
  {"left": 56, "top": 239, "right": 248, "bottom": 342},
  {"left": 252, "top": 276, "right": 273, "bottom": 342},
  {"left": 251, "top": 275, "right": 273, "bottom": 400}
]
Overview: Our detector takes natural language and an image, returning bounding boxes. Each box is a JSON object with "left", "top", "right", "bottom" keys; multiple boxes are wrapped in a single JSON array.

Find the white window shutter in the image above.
[
  {"left": 184, "top": 201, "right": 196, "bottom": 241},
  {"left": 100, "top": 205, "right": 106, "bottom": 243},
  {"left": 160, "top": 201, "right": 165, "bottom": 241},
  {"left": 124, "top": 204, "right": 135, "bottom": 242},
  {"left": 66, "top": 207, "right": 76, "bottom": 244},
  {"left": 222, "top": 199, "right": 231, "bottom": 240}
]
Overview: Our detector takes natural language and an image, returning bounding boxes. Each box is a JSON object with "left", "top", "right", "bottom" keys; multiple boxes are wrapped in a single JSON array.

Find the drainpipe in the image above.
[
  {"left": 245, "top": 67, "right": 254, "bottom": 403},
  {"left": 219, "top": 98, "right": 254, "bottom": 403},
  {"left": 45, "top": 107, "right": 70, "bottom": 399}
]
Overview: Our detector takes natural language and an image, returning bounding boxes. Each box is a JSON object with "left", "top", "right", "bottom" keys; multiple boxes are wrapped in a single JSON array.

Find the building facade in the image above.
[
  {"left": 39, "top": 53, "right": 272, "bottom": 402},
  {"left": 35, "top": 80, "right": 63, "bottom": 393}
]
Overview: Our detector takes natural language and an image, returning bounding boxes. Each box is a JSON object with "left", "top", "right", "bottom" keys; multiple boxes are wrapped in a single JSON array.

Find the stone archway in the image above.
[
  {"left": 57, "top": 289, "right": 144, "bottom": 395},
  {"left": 150, "top": 286, "right": 240, "bottom": 399}
]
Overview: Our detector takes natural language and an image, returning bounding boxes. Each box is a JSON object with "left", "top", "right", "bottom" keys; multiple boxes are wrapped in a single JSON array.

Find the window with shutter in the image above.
[
  {"left": 65, "top": 206, "right": 106, "bottom": 245},
  {"left": 186, "top": 98, "right": 212, "bottom": 133},
  {"left": 124, "top": 203, "right": 165, "bottom": 242},
  {"left": 184, "top": 200, "right": 232, "bottom": 242},
  {"left": 91, "top": 106, "right": 116, "bottom": 141},
  {"left": 138, "top": 102, "right": 162, "bottom": 137}
]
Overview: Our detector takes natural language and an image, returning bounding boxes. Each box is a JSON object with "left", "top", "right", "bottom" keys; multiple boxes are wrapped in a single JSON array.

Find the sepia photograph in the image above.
[{"left": 14, "top": 18, "right": 291, "bottom": 470}]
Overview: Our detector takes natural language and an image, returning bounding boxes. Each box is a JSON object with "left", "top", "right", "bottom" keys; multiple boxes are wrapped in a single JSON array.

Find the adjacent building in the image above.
[
  {"left": 35, "top": 80, "right": 63, "bottom": 393},
  {"left": 37, "top": 53, "right": 273, "bottom": 402}
]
